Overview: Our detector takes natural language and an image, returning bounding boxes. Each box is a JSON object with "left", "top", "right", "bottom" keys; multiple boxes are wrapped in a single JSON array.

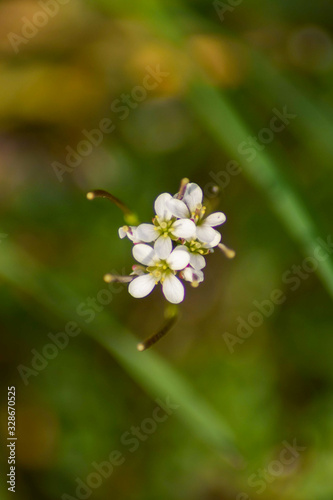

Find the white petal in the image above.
[
  {"left": 119, "top": 226, "right": 139, "bottom": 242},
  {"left": 154, "top": 193, "right": 172, "bottom": 220},
  {"left": 172, "top": 219, "right": 196, "bottom": 239},
  {"left": 126, "top": 226, "right": 140, "bottom": 243},
  {"left": 132, "top": 244, "right": 156, "bottom": 266},
  {"left": 137, "top": 223, "right": 159, "bottom": 242},
  {"left": 189, "top": 253, "right": 206, "bottom": 270},
  {"left": 118, "top": 227, "right": 126, "bottom": 239},
  {"left": 162, "top": 274, "right": 185, "bottom": 304},
  {"left": 167, "top": 198, "right": 190, "bottom": 219},
  {"left": 183, "top": 183, "right": 203, "bottom": 212},
  {"left": 196, "top": 225, "right": 218, "bottom": 243},
  {"left": 154, "top": 235, "right": 172, "bottom": 260},
  {"left": 204, "top": 212, "right": 226, "bottom": 227},
  {"left": 204, "top": 231, "right": 221, "bottom": 248},
  {"left": 167, "top": 246, "right": 190, "bottom": 270},
  {"left": 129, "top": 274, "right": 156, "bottom": 298},
  {"left": 182, "top": 266, "right": 204, "bottom": 283}
]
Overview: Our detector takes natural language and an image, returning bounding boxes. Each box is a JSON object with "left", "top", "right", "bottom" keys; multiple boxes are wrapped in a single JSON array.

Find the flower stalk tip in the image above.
[
  {"left": 103, "top": 273, "right": 113, "bottom": 283},
  {"left": 177, "top": 177, "right": 190, "bottom": 199},
  {"left": 124, "top": 213, "right": 139, "bottom": 226},
  {"left": 218, "top": 243, "right": 236, "bottom": 259},
  {"left": 164, "top": 303, "right": 179, "bottom": 319}
]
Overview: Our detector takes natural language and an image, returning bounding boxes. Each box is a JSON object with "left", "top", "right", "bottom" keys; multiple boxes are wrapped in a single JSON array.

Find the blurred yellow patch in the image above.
[
  {"left": 16, "top": 404, "right": 59, "bottom": 469},
  {"left": 188, "top": 34, "right": 248, "bottom": 87},
  {"left": 0, "top": 63, "right": 107, "bottom": 125},
  {"left": 127, "top": 40, "right": 193, "bottom": 96}
]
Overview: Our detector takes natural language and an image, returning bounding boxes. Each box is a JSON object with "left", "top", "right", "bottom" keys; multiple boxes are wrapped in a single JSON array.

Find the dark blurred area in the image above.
[{"left": 1, "top": 1, "right": 333, "bottom": 499}]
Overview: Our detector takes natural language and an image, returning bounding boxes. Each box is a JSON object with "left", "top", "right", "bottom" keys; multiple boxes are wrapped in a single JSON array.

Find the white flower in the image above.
[
  {"left": 128, "top": 241, "right": 190, "bottom": 304},
  {"left": 181, "top": 266, "right": 204, "bottom": 286},
  {"left": 183, "top": 233, "right": 222, "bottom": 270},
  {"left": 136, "top": 193, "right": 196, "bottom": 255},
  {"left": 167, "top": 183, "right": 226, "bottom": 244},
  {"left": 118, "top": 225, "right": 140, "bottom": 243}
]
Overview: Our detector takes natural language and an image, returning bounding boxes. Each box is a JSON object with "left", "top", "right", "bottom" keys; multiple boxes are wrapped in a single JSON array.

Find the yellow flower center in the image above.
[{"left": 147, "top": 260, "right": 175, "bottom": 284}]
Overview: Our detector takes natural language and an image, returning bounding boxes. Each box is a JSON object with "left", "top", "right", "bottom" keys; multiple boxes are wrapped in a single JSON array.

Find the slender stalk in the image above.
[
  {"left": 87, "top": 189, "right": 139, "bottom": 225},
  {"left": 137, "top": 315, "right": 178, "bottom": 351}
]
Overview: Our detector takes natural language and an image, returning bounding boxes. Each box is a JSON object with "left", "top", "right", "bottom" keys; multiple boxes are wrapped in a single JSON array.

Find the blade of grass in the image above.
[
  {"left": 186, "top": 79, "right": 333, "bottom": 299},
  {"left": 251, "top": 53, "right": 333, "bottom": 165}
]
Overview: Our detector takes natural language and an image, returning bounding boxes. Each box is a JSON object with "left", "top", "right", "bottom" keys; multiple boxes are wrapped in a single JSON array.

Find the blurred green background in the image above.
[{"left": 1, "top": 0, "right": 333, "bottom": 498}]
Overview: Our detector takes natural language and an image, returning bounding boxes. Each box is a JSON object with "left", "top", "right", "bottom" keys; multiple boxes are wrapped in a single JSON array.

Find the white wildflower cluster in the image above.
[{"left": 118, "top": 181, "right": 227, "bottom": 304}]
